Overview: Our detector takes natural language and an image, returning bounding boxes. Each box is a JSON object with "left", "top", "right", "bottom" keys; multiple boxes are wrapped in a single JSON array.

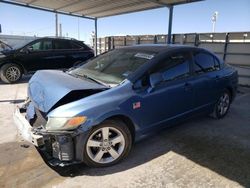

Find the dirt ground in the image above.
[{"left": 0, "top": 76, "right": 250, "bottom": 188}]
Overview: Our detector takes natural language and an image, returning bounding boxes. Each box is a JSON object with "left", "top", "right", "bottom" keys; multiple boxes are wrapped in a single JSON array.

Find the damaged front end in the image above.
[
  {"left": 14, "top": 101, "right": 89, "bottom": 166},
  {"left": 14, "top": 70, "right": 109, "bottom": 166}
]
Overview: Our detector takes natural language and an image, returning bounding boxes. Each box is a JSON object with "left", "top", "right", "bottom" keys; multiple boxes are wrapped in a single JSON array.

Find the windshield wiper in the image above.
[
  {"left": 68, "top": 72, "right": 110, "bottom": 88},
  {"left": 82, "top": 74, "right": 111, "bottom": 88}
]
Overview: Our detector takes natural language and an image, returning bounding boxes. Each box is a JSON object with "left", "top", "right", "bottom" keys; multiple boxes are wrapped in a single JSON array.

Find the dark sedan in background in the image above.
[
  {"left": 14, "top": 45, "right": 238, "bottom": 167},
  {"left": 0, "top": 37, "right": 94, "bottom": 83}
]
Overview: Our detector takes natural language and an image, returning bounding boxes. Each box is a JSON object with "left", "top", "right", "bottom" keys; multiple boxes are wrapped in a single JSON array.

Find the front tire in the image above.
[
  {"left": 211, "top": 89, "right": 231, "bottom": 119},
  {"left": 0, "top": 63, "right": 22, "bottom": 84},
  {"left": 83, "top": 120, "right": 132, "bottom": 167}
]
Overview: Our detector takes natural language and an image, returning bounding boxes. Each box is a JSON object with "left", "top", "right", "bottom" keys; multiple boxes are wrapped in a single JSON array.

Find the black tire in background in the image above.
[
  {"left": 0, "top": 63, "right": 22, "bottom": 84},
  {"left": 83, "top": 119, "right": 132, "bottom": 167}
]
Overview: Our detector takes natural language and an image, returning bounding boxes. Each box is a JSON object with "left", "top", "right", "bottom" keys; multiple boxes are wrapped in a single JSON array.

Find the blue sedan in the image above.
[{"left": 14, "top": 45, "right": 238, "bottom": 167}]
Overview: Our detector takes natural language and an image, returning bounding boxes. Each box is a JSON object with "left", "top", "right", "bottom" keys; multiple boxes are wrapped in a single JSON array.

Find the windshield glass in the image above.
[{"left": 69, "top": 49, "right": 156, "bottom": 85}]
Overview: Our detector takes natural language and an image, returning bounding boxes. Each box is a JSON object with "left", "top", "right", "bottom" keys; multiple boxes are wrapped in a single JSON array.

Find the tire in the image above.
[
  {"left": 0, "top": 63, "right": 22, "bottom": 84},
  {"left": 210, "top": 89, "right": 231, "bottom": 119},
  {"left": 83, "top": 119, "right": 132, "bottom": 167}
]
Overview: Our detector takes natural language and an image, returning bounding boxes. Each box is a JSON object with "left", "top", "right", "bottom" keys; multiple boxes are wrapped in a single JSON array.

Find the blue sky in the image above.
[{"left": 0, "top": 0, "right": 249, "bottom": 44}]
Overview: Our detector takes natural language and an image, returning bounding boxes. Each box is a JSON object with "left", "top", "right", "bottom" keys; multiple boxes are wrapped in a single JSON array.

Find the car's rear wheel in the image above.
[
  {"left": 211, "top": 89, "right": 231, "bottom": 119},
  {"left": 0, "top": 63, "right": 22, "bottom": 84},
  {"left": 83, "top": 120, "right": 132, "bottom": 167}
]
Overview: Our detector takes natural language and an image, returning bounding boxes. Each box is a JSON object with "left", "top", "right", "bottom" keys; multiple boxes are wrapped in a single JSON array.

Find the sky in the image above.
[{"left": 0, "top": 0, "right": 249, "bottom": 44}]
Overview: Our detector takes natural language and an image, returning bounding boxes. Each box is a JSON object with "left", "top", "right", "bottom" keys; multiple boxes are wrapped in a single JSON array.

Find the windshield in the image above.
[{"left": 69, "top": 49, "right": 156, "bottom": 85}]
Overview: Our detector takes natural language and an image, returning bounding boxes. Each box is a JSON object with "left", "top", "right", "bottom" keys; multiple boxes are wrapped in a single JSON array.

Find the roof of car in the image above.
[
  {"left": 120, "top": 44, "right": 199, "bottom": 53},
  {"left": 36, "top": 37, "right": 80, "bottom": 41}
]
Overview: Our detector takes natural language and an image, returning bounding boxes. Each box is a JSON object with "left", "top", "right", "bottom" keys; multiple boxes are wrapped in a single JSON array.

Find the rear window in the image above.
[
  {"left": 54, "top": 40, "right": 72, "bottom": 49},
  {"left": 194, "top": 52, "right": 220, "bottom": 73}
]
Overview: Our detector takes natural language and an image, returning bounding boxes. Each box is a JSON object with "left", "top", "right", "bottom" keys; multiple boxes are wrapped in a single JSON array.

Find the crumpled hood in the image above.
[{"left": 28, "top": 70, "right": 107, "bottom": 113}]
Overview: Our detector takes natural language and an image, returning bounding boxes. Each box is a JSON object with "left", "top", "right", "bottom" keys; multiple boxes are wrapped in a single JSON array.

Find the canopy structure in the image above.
[{"left": 0, "top": 0, "right": 203, "bottom": 54}]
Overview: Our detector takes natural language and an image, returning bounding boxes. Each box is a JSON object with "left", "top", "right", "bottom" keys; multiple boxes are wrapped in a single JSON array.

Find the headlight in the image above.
[{"left": 46, "top": 116, "right": 87, "bottom": 131}]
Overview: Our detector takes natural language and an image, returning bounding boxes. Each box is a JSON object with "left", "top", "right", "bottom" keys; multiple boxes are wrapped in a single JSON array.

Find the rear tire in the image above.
[
  {"left": 83, "top": 120, "right": 132, "bottom": 167},
  {"left": 210, "top": 89, "right": 231, "bottom": 119},
  {"left": 0, "top": 63, "right": 22, "bottom": 84}
]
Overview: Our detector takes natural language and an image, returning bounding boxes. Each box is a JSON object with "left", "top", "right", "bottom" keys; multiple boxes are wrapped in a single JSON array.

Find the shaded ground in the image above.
[{"left": 0, "top": 77, "right": 249, "bottom": 188}]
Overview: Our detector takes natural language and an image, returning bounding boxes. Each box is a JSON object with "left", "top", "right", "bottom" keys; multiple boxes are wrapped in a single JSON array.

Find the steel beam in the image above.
[
  {"left": 167, "top": 5, "right": 173, "bottom": 44},
  {"left": 95, "top": 18, "right": 98, "bottom": 56},
  {"left": 0, "top": 0, "right": 95, "bottom": 20}
]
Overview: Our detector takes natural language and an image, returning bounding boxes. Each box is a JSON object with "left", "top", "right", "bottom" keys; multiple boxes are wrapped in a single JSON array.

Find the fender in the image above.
[{"left": 80, "top": 109, "right": 140, "bottom": 132}]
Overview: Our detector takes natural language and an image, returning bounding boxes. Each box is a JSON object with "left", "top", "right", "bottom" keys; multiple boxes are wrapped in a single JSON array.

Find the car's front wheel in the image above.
[
  {"left": 0, "top": 63, "right": 22, "bottom": 84},
  {"left": 83, "top": 120, "right": 132, "bottom": 167},
  {"left": 211, "top": 89, "right": 231, "bottom": 119}
]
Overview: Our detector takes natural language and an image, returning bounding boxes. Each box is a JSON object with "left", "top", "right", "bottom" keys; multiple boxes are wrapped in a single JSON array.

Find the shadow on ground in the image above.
[
  {"left": 0, "top": 99, "right": 25, "bottom": 103},
  {"left": 0, "top": 75, "right": 32, "bottom": 85}
]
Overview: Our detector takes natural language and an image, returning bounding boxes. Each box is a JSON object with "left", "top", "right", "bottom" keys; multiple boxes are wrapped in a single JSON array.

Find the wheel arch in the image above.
[
  {"left": 75, "top": 113, "right": 137, "bottom": 162},
  {"left": 106, "top": 114, "right": 136, "bottom": 143},
  {"left": 225, "top": 86, "right": 234, "bottom": 102},
  {"left": 0, "top": 62, "right": 27, "bottom": 74}
]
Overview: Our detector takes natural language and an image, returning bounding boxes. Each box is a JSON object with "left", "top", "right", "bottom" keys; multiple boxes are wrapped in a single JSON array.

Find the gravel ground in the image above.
[{"left": 0, "top": 76, "right": 250, "bottom": 188}]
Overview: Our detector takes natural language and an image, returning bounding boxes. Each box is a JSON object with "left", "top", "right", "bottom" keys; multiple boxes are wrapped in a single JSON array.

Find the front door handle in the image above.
[{"left": 215, "top": 75, "right": 220, "bottom": 82}]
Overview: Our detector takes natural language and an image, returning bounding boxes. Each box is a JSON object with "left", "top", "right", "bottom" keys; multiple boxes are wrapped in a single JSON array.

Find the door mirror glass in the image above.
[{"left": 148, "top": 73, "right": 163, "bottom": 92}]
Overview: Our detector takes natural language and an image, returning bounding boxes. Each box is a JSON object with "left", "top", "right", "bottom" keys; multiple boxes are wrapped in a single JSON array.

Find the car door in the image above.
[
  {"left": 133, "top": 51, "right": 194, "bottom": 132},
  {"left": 70, "top": 41, "right": 95, "bottom": 64},
  {"left": 191, "top": 50, "right": 222, "bottom": 111},
  {"left": 17, "top": 39, "right": 53, "bottom": 71},
  {"left": 52, "top": 39, "right": 75, "bottom": 69}
]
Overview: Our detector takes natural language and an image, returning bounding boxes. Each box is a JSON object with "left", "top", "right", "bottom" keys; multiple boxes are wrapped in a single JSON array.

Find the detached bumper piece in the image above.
[
  {"left": 14, "top": 105, "right": 81, "bottom": 167},
  {"left": 13, "top": 106, "right": 44, "bottom": 146}
]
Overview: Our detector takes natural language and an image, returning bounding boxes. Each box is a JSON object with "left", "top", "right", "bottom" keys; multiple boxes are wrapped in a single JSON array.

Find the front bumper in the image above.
[
  {"left": 14, "top": 106, "right": 44, "bottom": 146},
  {"left": 13, "top": 105, "right": 84, "bottom": 166}
]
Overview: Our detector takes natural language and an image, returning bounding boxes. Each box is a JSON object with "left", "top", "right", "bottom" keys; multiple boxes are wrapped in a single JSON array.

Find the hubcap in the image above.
[
  {"left": 5, "top": 66, "right": 21, "bottom": 82},
  {"left": 86, "top": 127, "right": 125, "bottom": 164},
  {"left": 217, "top": 93, "right": 230, "bottom": 116}
]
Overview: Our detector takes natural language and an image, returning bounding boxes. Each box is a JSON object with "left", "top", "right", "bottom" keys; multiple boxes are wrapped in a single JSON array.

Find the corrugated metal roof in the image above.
[{"left": 3, "top": 0, "right": 203, "bottom": 19}]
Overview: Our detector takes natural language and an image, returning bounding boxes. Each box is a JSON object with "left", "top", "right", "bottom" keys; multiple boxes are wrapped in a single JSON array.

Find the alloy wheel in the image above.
[
  {"left": 217, "top": 92, "right": 230, "bottom": 116},
  {"left": 5, "top": 66, "right": 21, "bottom": 82},
  {"left": 86, "top": 127, "right": 125, "bottom": 164}
]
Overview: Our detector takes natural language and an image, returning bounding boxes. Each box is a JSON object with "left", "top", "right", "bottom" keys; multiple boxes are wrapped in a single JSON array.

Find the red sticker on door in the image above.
[{"left": 133, "top": 102, "right": 141, "bottom": 109}]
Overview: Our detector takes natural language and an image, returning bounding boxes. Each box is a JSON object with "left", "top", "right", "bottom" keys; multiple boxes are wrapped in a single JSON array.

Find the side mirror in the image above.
[
  {"left": 133, "top": 80, "right": 143, "bottom": 90},
  {"left": 26, "top": 46, "right": 33, "bottom": 53},
  {"left": 148, "top": 73, "right": 163, "bottom": 93}
]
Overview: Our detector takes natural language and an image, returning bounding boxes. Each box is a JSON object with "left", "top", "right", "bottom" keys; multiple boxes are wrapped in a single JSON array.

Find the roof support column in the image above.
[
  {"left": 95, "top": 18, "right": 98, "bottom": 56},
  {"left": 167, "top": 5, "right": 174, "bottom": 44}
]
